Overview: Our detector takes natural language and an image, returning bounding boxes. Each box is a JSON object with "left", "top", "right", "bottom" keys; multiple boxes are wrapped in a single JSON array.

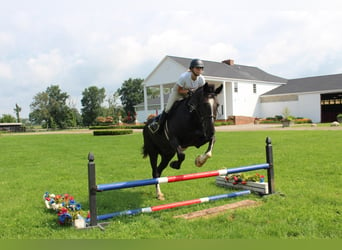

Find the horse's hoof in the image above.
[
  {"left": 157, "top": 194, "right": 165, "bottom": 200},
  {"left": 170, "top": 161, "right": 180, "bottom": 169},
  {"left": 195, "top": 156, "right": 205, "bottom": 167}
]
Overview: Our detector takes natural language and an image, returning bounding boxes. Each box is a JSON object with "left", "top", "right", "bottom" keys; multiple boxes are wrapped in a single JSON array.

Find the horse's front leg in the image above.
[
  {"left": 168, "top": 137, "right": 185, "bottom": 170},
  {"left": 195, "top": 136, "right": 216, "bottom": 167}
]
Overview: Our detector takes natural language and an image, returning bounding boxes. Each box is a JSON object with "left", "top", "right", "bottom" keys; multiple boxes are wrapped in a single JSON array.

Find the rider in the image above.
[{"left": 149, "top": 59, "right": 206, "bottom": 133}]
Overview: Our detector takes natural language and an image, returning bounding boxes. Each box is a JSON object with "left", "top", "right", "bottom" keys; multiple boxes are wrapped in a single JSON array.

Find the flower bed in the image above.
[
  {"left": 258, "top": 117, "right": 312, "bottom": 124},
  {"left": 43, "top": 192, "right": 89, "bottom": 228},
  {"left": 216, "top": 173, "right": 269, "bottom": 194}
]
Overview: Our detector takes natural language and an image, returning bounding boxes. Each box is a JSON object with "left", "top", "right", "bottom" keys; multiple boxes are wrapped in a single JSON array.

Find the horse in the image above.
[{"left": 142, "top": 83, "right": 223, "bottom": 200}]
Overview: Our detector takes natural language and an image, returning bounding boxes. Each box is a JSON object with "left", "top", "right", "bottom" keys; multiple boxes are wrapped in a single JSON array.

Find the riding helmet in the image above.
[{"left": 189, "top": 59, "right": 204, "bottom": 69}]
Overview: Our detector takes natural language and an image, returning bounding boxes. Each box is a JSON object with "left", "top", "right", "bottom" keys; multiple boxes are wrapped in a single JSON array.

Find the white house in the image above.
[
  {"left": 136, "top": 55, "right": 287, "bottom": 123},
  {"left": 136, "top": 55, "right": 342, "bottom": 123}
]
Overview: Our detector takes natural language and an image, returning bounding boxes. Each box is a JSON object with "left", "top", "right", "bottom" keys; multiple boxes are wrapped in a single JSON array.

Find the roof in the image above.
[
  {"left": 169, "top": 56, "right": 288, "bottom": 83},
  {"left": 263, "top": 73, "right": 342, "bottom": 96}
]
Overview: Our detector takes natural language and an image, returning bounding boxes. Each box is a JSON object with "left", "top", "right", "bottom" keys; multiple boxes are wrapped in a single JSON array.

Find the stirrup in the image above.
[{"left": 148, "top": 122, "right": 160, "bottom": 134}]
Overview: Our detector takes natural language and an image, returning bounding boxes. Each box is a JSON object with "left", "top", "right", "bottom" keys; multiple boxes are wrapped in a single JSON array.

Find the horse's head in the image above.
[{"left": 188, "top": 83, "right": 223, "bottom": 138}]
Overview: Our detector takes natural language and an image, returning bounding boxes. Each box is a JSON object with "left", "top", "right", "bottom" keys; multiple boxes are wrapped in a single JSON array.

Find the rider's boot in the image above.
[{"left": 149, "top": 111, "right": 167, "bottom": 134}]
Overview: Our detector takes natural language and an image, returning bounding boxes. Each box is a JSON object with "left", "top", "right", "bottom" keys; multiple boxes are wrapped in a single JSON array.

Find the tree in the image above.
[
  {"left": 29, "top": 91, "right": 49, "bottom": 126},
  {"left": 101, "top": 92, "right": 124, "bottom": 124},
  {"left": 29, "top": 85, "right": 72, "bottom": 129},
  {"left": 68, "top": 98, "right": 82, "bottom": 127},
  {"left": 81, "top": 86, "right": 106, "bottom": 126},
  {"left": 116, "top": 78, "right": 144, "bottom": 121},
  {"left": 0, "top": 114, "right": 16, "bottom": 123},
  {"left": 14, "top": 104, "right": 21, "bottom": 122}
]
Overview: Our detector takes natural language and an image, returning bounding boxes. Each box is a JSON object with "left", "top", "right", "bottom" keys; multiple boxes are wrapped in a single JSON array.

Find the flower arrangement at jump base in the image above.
[
  {"left": 225, "top": 173, "right": 265, "bottom": 185},
  {"left": 43, "top": 192, "right": 89, "bottom": 227}
]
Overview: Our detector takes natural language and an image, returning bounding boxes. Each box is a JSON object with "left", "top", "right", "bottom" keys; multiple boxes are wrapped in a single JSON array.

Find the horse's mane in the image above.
[{"left": 168, "top": 83, "right": 217, "bottom": 115}]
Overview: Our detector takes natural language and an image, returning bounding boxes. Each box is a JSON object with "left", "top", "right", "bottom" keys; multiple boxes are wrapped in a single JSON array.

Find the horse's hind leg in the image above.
[
  {"left": 148, "top": 153, "right": 163, "bottom": 200},
  {"left": 170, "top": 146, "right": 185, "bottom": 170},
  {"left": 151, "top": 153, "right": 173, "bottom": 200},
  {"left": 168, "top": 138, "right": 185, "bottom": 170}
]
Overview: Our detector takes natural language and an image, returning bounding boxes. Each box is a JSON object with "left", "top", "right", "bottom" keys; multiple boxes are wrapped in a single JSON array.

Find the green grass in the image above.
[{"left": 0, "top": 130, "right": 341, "bottom": 239}]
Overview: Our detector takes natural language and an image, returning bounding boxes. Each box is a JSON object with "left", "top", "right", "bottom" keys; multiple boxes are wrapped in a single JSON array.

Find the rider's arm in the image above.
[{"left": 177, "top": 85, "right": 191, "bottom": 96}]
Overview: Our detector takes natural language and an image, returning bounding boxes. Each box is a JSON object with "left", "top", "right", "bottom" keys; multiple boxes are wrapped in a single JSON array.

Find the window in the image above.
[
  {"left": 321, "top": 99, "right": 342, "bottom": 105},
  {"left": 234, "top": 82, "right": 238, "bottom": 93},
  {"left": 253, "top": 84, "right": 257, "bottom": 94}
]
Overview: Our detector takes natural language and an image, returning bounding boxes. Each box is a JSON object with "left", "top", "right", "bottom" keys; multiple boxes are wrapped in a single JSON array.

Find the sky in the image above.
[{"left": 1, "top": 0, "right": 342, "bottom": 118}]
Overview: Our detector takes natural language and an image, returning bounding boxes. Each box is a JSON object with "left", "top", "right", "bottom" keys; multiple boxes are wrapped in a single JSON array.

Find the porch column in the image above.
[
  {"left": 143, "top": 85, "right": 148, "bottom": 113},
  {"left": 222, "top": 81, "right": 227, "bottom": 120},
  {"left": 160, "top": 84, "right": 164, "bottom": 110}
]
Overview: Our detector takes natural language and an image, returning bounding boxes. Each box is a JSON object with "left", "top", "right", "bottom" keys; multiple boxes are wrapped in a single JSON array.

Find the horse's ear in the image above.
[
  {"left": 215, "top": 84, "right": 223, "bottom": 95},
  {"left": 203, "top": 82, "right": 216, "bottom": 93}
]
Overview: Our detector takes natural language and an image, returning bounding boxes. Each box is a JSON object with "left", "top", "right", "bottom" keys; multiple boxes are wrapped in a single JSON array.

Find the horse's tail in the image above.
[
  {"left": 142, "top": 125, "right": 149, "bottom": 158},
  {"left": 142, "top": 144, "right": 148, "bottom": 158}
]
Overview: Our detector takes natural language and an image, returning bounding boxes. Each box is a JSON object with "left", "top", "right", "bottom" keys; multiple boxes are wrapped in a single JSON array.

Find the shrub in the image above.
[
  {"left": 214, "top": 120, "right": 234, "bottom": 126},
  {"left": 294, "top": 118, "right": 312, "bottom": 124},
  {"left": 283, "top": 115, "right": 295, "bottom": 121},
  {"left": 114, "top": 124, "right": 145, "bottom": 129},
  {"left": 95, "top": 116, "right": 114, "bottom": 125},
  {"left": 259, "top": 119, "right": 281, "bottom": 124},
  {"left": 89, "top": 125, "right": 114, "bottom": 130},
  {"left": 93, "top": 129, "right": 133, "bottom": 136},
  {"left": 89, "top": 124, "right": 145, "bottom": 130},
  {"left": 274, "top": 115, "right": 283, "bottom": 121}
]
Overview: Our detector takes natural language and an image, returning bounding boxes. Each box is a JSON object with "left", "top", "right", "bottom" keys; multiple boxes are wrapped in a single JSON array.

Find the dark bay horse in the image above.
[{"left": 142, "top": 83, "right": 223, "bottom": 200}]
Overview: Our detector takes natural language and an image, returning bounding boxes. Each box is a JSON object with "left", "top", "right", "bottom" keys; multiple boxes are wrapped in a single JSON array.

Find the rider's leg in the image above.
[
  {"left": 149, "top": 92, "right": 177, "bottom": 133},
  {"left": 148, "top": 110, "right": 167, "bottom": 133},
  {"left": 158, "top": 111, "right": 167, "bottom": 127}
]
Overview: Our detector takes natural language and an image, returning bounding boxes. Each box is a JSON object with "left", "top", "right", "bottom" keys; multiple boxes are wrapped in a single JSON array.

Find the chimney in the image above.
[{"left": 222, "top": 59, "right": 234, "bottom": 65}]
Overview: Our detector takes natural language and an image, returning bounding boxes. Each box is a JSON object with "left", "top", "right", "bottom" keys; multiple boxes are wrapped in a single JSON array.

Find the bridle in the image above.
[{"left": 188, "top": 92, "right": 218, "bottom": 137}]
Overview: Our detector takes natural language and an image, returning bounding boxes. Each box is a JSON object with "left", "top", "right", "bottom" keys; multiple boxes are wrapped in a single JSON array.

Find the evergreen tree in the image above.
[
  {"left": 81, "top": 86, "right": 106, "bottom": 126},
  {"left": 116, "top": 78, "right": 144, "bottom": 121}
]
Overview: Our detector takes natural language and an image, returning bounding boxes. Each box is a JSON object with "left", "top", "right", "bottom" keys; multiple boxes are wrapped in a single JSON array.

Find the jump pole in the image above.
[
  {"left": 87, "top": 137, "right": 275, "bottom": 227},
  {"left": 87, "top": 190, "right": 250, "bottom": 222},
  {"left": 96, "top": 163, "right": 270, "bottom": 192}
]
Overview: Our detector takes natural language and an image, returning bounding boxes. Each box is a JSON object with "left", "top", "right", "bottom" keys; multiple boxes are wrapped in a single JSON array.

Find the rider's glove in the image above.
[{"left": 187, "top": 89, "right": 194, "bottom": 97}]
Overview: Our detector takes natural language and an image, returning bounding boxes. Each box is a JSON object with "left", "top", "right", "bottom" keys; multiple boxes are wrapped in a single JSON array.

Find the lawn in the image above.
[{"left": 0, "top": 130, "right": 341, "bottom": 239}]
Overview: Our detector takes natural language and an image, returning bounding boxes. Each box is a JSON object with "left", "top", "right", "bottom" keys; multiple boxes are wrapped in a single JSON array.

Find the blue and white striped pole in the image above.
[{"left": 89, "top": 190, "right": 251, "bottom": 222}]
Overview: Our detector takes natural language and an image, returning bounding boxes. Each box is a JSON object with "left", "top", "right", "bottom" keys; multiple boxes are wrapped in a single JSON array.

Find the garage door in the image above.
[{"left": 321, "top": 93, "right": 342, "bottom": 122}]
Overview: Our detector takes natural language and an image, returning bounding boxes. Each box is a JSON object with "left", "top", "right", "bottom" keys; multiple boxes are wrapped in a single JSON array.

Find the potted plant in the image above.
[
  {"left": 337, "top": 114, "right": 342, "bottom": 123},
  {"left": 281, "top": 107, "right": 293, "bottom": 127}
]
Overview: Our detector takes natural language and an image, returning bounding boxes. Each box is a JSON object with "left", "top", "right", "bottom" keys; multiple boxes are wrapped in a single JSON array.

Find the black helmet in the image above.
[{"left": 189, "top": 59, "right": 204, "bottom": 69}]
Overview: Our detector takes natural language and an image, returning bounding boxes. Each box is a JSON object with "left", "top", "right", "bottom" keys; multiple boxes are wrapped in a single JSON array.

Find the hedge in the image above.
[
  {"left": 89, "top": 124, "right": 145, "bottom": 130},
  {"left": 214, "top": 121, "right": 234, "bottom": 126},
  {"left": 93, "top": 129, "right": 133, "bottom": 136}
]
